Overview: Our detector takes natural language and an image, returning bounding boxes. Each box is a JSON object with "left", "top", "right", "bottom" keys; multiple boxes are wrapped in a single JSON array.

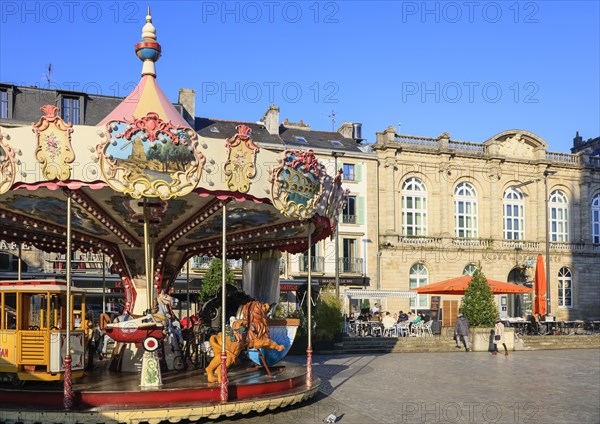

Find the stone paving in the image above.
[{"left": 212, "top": 349, "right": 600, "bottom": 424}]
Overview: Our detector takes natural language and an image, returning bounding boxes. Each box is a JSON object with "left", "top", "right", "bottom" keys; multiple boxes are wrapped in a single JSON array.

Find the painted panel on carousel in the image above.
[
  {"left": 187, "top": 207, "right": 279, "bottom": 239},
  {"left": 108, "top": 196, "right": 190, "bottom": 236},
  {"left": 223, "top": 124, "right": 260, "bottom": 194},
  {"left": 0, "top": 134, "right": 16, "bottom": 195},
  {"left": 31, "top": 105, "right": 76, "bottom": 181},
  {"left": 97, "top": 112, "right": 205, "bottom": 200},
  {"left": 0, "top": 194, "right": 109, "bottom": 235},
  {"left": 271, "top": 150, "right": 326, "bottom": 219}
]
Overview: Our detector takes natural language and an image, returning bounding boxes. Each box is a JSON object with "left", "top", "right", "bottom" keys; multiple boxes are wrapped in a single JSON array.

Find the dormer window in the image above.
[
  {"left": 62, "top": 96, "right": 80, "bottom": 124},
  {"left": 0, "top": 90, "right": 8, "bottom": 119},
  {"left": 294, "top": 136, "right": 308, "bottom": 143}
]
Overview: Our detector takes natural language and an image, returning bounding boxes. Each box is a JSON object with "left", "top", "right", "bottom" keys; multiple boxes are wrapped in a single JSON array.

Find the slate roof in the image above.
[{"left": 195, "top": 117, "right": 363, "bottom": 153}]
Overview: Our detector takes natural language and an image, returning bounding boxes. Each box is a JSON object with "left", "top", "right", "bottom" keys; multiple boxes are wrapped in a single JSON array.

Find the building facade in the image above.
[{"left": 374, "top": 127, "right": 600, "bottom": 321}]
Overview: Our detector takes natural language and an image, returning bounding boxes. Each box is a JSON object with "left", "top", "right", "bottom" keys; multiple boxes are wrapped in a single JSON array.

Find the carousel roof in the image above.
[{"left": 0, "top": 10, "right": 348, "bottom": 299}]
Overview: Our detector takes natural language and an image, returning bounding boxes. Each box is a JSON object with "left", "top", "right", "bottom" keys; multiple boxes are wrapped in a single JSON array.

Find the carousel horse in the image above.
[
  {"left": 205, "top": 301, "right": 284, "bottom": 383},
  {"left": 205, "top": 318, "right": 249, "bottom": 383}
]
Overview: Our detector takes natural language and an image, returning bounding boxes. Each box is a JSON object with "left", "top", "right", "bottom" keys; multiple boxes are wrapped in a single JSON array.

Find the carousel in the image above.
[{"left": 0, "top": 10, "right": 347, "bottom": 423}]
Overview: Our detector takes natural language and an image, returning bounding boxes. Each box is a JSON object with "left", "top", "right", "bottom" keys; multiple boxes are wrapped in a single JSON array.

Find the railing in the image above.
[
  {"left": 398, "top": 236, "right": 442, "bottom": 245},
  {"left": 589, "top": 157, "right": 600, "bottom": 167},
  {"left": 342, "top": 214, "right": 357, "bottom": 224},
  {"left": 501, "top": 240, "right": 540, "bottom": 250},
  {"left": 339, "top": 257, "right": 364, "bottom": 274},
  {"left": 384, "top": 235, "right": 598, "bottom": 253},
  {"left": 394, "top": 134, "right": 438, "bottom": 148},
  {"left": 546, "top": 151, "right": 582, "bottom": 164},
  {"left": 451, "top": 238, "right": 493, "bottom": 247},
  {"left": 191, "top": 256, "right": 243, "bottom": 270},
  {"left": 299, "top": 256, "right": 325, "bottom": 273},
  {"left": 448, "top": 140, "right": 485, "bottom": 153}
]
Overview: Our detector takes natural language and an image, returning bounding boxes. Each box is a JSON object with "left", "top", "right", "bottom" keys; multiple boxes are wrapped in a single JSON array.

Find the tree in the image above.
[
  {"left": 199, "top": 258, "right": 235, "bottom": 303},
  {"left": 459, "top": 268, "right": 498, "bottom": 327}
]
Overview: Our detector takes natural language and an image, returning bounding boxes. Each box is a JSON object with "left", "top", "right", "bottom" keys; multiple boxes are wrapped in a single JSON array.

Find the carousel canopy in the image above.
[{"left": 0, "top": 11, "right": 348, "bottom": 309}]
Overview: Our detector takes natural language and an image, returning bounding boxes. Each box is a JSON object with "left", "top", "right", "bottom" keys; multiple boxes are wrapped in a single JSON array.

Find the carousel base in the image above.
[{"left": 0, "top": 360, "right": 319, "bottom": 424}]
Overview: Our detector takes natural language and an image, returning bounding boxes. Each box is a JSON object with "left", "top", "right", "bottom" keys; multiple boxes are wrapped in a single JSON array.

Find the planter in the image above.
[{"left": 469, "top": 327, "right": 515, "bottom": 351}]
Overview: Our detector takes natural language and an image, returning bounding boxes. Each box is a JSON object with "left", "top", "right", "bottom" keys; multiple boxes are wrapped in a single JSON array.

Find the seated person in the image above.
[
  {"left": 382, "top": 312, "right": 396, "bottom": 329},
  {"left": 398, "top": 310, "right": 409, "bottom": 322}
]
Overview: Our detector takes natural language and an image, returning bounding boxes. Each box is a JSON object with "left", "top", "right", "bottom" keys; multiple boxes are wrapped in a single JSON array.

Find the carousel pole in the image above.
[
  {"left": 17, "top": 243, "right": 22, "bottom": 280},
  {"left": 220, "top": 203, "right": 228, "bottom": 401},
  {"left": 140, "top": 197, "right": 161, "bottom": 388},
  {"left": 102, "top": 253, "right": 106, "bottom": 314},
  {"left": 186, "top": 261, "right": 190, "bottom": 319},
  {"left": 63, "top": 191, "right": 74, "bottom": 409},
  {"left": 306, "top": 224, "right": 313, "bottom": 389}
]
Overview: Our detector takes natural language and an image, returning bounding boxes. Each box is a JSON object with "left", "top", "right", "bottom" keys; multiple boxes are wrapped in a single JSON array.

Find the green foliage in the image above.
[
  {"left": 199, "top": 258, "right": 235, "bottom": 303},
  {"left": 315, "top": 286, "right": 343, "bottom": 341},
  {"left": 459, "top": 269, "right": 499, "bottom": 327},
  {"left": 360, "top": 299, "right": 370, "bottom": 310}
]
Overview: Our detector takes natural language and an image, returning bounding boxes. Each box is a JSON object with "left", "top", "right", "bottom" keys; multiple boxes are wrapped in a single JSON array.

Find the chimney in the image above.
[
  {"left": 262, "top": 104, "right": 280, "bottom": 135},
  {"left": 337, "top": 122, "right": 353, "bottom": 139},
  {"left": 178, "top": 88, "right": 195, "bottom": 127}
]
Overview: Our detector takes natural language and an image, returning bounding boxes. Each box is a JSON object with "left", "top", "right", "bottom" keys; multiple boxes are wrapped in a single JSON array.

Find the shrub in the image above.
[
  {"left": 315, "top": 286, "right": 343, "bottom": 341},
  {"left": 459, "top": 268, "right": 499, "bottom": 327}
]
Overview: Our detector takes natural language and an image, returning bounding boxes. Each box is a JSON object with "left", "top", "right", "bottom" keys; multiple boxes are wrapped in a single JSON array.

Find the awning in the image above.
[{"left": 344, "top": 289, "right": 416, "bottom": 299}]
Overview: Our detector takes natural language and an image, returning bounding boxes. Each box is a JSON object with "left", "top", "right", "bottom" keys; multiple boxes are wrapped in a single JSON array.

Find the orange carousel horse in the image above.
[{"left": 205, "top": 301, "right": 284, "bottom": 383}]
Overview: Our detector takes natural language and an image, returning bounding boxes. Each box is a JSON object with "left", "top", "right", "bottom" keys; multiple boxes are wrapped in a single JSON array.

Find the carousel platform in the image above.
[{"left": 0, "top": 360, "right": 319, "bottom": 424}]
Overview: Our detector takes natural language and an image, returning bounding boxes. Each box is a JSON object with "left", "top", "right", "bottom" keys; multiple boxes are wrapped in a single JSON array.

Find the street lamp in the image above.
[
  {"left": 332, "top": 151, "right": 345, "bottom": 297},
  {"left": 544, "top": 169, "right": 557, "bottom": 315}
]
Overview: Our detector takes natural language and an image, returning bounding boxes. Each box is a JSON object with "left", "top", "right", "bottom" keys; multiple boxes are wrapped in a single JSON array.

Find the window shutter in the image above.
[
  {"left": 358, "top": 196, "right": 365, "bottom": 224},
  {"left": 355, "top": 163, "right": 362, "bottom": 182}
]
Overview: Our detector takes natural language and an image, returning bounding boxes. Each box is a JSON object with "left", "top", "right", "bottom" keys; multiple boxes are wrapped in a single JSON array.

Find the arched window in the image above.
[
  {"left": 463, "top": 264, "right": 478, "bottom": 276},
  {"left": 503, "top": 187, "right": 525, "bottom": 240},
  {"left": 409, "top": 263, "right": 429, "bottom": 309},
  {"left": 550, "top": 190, "right": 569, "bottom": 242},
  {"left": 455, "top": 182, "right": 478, "bottom": 238},
  {"left": 592, "top": 194, "right": 600, "bottom": 244},
  {"left": 402, "top": 177, "right": 427, "bottom": 236},
  {"left": 557, "top": 267, "right": 572, "bottom": 308}
]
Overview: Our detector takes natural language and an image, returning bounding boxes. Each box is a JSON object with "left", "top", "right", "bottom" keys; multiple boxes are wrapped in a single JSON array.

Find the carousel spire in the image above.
[{"left": 135, "top": 6, "right": 161, "bottom": 77}]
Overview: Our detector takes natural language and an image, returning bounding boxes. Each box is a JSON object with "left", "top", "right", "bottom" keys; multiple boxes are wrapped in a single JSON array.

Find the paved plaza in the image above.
[{"left": 213, "top": 349, "right": 599, "bottom": 424}]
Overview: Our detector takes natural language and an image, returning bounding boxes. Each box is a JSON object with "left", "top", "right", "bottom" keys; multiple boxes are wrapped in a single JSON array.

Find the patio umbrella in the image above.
[
  {"left": 533, "top": 255, "right": 547, "bottom": 316},
  {"left": 413, "top": 275, "right": 532, "bottom": 295}
]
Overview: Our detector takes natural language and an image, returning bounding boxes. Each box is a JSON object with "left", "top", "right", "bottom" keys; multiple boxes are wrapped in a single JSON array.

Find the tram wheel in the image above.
[{"left": 10, "top": 374, "right": 24, "bottom": 387}]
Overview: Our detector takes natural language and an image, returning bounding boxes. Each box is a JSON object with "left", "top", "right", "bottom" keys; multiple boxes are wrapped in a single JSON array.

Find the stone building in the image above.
[{"left": 374, "top": 127, "right": 600, "bottom": 321}]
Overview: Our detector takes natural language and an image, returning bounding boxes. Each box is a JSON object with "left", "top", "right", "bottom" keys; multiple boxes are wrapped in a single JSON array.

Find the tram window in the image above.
[
  {"left": 49, "top": 294, "right": 64, "bottom": 329},
  {"left": 4, "top": 293, "right": 17, "bottom": 329},
  {"left": 73, "top": 294, "right": 84, "bottom": 329},
  {"left": 26, "top": 294, "right": 45, "bottom": 329}
]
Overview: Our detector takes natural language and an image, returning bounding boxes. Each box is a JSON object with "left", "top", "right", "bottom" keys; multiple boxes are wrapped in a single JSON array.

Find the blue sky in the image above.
[{"left": 1, "top": 1, "right": 598, "bottom": 152}]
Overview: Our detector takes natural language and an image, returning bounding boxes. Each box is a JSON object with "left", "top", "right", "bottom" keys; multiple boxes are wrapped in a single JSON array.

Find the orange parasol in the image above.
[
  {"left": 413, "top": 275, "right": 532, "bottom": 295},
  {"left": 533, "top": 255, "right": 547, "bottom": 316}
]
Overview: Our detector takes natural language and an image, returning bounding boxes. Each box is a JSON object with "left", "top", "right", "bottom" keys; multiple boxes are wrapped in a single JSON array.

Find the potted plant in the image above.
[{"left": 459, "top": 269, "right": 510, "bottom": 351}]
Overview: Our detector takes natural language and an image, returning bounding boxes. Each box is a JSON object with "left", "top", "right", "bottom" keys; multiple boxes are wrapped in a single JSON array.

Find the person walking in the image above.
[
  {"left": 492, "top": 318, "right": 509, "bottom": 356},
  {"left": 455, "top": 313, "right": 470, "bottom": 352}
]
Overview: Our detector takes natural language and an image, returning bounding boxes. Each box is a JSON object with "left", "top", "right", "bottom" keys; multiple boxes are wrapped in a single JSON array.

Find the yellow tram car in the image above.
[{"left": 0, "top": 279, "right": 87, "bottom": 383}]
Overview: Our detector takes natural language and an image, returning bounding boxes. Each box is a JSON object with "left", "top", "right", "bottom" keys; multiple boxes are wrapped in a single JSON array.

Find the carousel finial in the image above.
[{"left": 135, "top": 7, "right": 161, "bottom": 77}]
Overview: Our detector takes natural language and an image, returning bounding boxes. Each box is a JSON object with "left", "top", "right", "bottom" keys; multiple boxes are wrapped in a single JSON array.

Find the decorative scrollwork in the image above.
[
  {"left": 0, "top": 133, "right": 16, "bottom": 194},
  {"left": 32, "top": 105, "right": 75, "bottom": 181},
  {"left": 223, "top": 125, "right": 259, "bottom": 193},
  {"left": 270, "top": 149, "right": 326, "bottom": 219},
  {"left": 97, "top": 112, "right": 205, "bottom": 200}
]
